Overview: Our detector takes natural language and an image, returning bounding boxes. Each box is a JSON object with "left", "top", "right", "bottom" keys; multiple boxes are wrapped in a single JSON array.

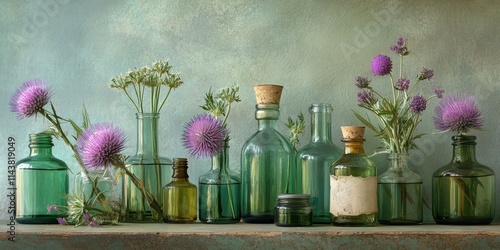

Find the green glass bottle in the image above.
[
  {"left": 163, "top": 158, "right": 197, "bottom": 223},
  {"left": 199, "top": 140, "right": 241, "bottom": 224},
  {"left": 378, "top": 153, "right": 423, "bottom": 225},
  {"left": 296, "top": 103, "right": 342, "bottom": 224},
  {"left": 16, "top": 133, "right": 69, "bottom": 224},
  {"left": 123, "top": 113, "right": 172, "bottom": 222},
  {"left": 330, "top": 126, "right": 377, "bottom": 226},
  {"left": 241, "top": 84, "right": 294, "bottom": 223},
  {"left": 432, "top": 135, "right": 495, "bottom": 225}
]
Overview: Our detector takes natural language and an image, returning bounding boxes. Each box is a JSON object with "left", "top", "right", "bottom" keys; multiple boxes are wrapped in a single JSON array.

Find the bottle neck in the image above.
[
  {"left": 135, "top": 113, "right": 160, "bottom": 158},
  {"left": 29, "top": 134, "right": 54, "bottom": 156},
  {"left": 451, "top": 135, "right": 477, "bottom": 164},
  {"left": 310, "top": 104, "right": 333, "bottom": 143},
  {"left": 387, "top": 153, "right": 410, "bottom": 171},
  {"left": 172, "top": 158, "right": 189, "bottom": 181},
  {"left": 342, "top": 139, "right": 365, "bottom": 154},
  {"left": 211, "top": 141, "right": 229, "bottom": 172},
  {"left": 255, "top": 104, "right": 280, "bottom": 131}
]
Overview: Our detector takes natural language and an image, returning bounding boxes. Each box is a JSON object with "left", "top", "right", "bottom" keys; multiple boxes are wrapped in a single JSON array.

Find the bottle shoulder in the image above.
[
  {"left": 297, "top": 142, "right": 342, "bottom": 158},
  {"left": 242, "top": 128, "right": 292, "bottom": 152},
  {"left": 332, "top": 154, "right": 376, "bottom": 169},
  {"left": 199, "top": 169, "right": 241, "bottom": 184},
  {"left": 16, "top": 155, "right": 68, "bottom": 170},
  {"left": 433, "top": 161, "right": 494, "bottom": 177}
]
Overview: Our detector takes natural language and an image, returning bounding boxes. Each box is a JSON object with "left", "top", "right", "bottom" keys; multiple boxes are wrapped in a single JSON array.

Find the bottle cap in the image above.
[
  {"left": 254, "top": 84, "right": 283, "bottom": 104},
  {"left": 341, "top": 126, "right": 365, "bottom": 139}
]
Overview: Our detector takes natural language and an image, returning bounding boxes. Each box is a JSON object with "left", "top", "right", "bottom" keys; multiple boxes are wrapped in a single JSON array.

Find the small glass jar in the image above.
[{"left": 274, "top": 194, "right": 312, "bottom": 227}]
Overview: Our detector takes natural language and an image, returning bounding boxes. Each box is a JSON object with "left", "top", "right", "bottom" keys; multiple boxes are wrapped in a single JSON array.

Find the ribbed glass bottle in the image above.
[
  {"left": 163, "top": 158, "right": 197, "bottom": 223},
  {"left": 16, "top": 133, "right": 69, "bottom": 224},
  {"left": 296, "top": 103, "right": 342, "bottom": 224},
  {"left": 199, "top": 140, "right": 241, "bottom": 224},
  {"left": 377, "top": 153, "right": 423, "bottom": 225},
  {"left": 330, "top": 126, "right": 377, "bottom": 226},
  {"left": 241, "top": 104, "right": 294, "bottom": 223},
  {"left": 432, "top": 135, "right": 495, "bottom": 225}
]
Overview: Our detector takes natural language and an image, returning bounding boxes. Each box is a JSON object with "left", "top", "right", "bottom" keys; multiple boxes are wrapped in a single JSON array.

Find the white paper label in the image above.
[{"left": 330, "top": 175, "right": 377, "bottom": 216}]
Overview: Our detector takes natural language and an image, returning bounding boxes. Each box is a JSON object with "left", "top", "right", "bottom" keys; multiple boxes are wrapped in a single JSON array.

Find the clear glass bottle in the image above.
[
  {"left": 296, "top": 103, "right": 342, "bottom": 224},
  {"left": 274, "top": 194, "right": 312, "bottom": 227},
  {"left": 163, "top": 158, "right": 197, "bottom": 223},
  {"left": 241, "top": 84, "right": 294, "bottom": 223},
  {"left": 378, "top": 153, "right": 423, "bottom": 225},
  {"left": 123, "top": 113, "right": 172, "bottom": 222},
  {"left": 330, "top": 126, "right": 377, "bottom": 226},
  {"left": 199, "top": 140, "right": 241, "bottom": 224},
  {"left": 432, "top": 135, "right": 495, "bottom": 225},
  {"left": 16, "top": 133, "right": 69, "bottom": 224}
]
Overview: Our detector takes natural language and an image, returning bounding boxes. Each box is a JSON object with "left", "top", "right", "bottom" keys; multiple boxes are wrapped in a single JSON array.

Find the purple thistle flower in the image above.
[
  {"left": 434, "top": 93, "right": 483, "bottom": 134},
  {"left": 371, "top": 55, "right": 392, "bottom": 76},
  {"left": 418, "top": 68, "right": 434, "bottom": 81},
  {"left": 83, "top": 213, "right": 91, "bottom": 222},
  {"left": 395, "top": 78, "right": 410, "bottom": 91},
  {"left": 77, "top": 123, "right": 126, "bottom": 169},
  {"left": 355, "top": 76, "right": 371, "bottom": 89},
  {"left": 357, "top": 90, "right": 376, "bottom": 105},
  {"left": 47, "top": 205, "right": 60, "bottom": 213},
  {"left": 182, "top": 114, "right": 228, "bottom": 158},
  {"left": 57, "top": 217, "right": 67, "bottom": 225},
  {"left": 410, "top": 95, "right": 427, "bottom": 114},
  {"left": 89, "top": 220, "right": 99, "bottom": 227},
  {"left": 9, "top": 79, "right": 51, "bottom": 119},
  {"left": 390, "top": 37, "right": 410, "bottom": 56},
  {"left": 433, "top": 87, "right": 445, "bottom": 98}
]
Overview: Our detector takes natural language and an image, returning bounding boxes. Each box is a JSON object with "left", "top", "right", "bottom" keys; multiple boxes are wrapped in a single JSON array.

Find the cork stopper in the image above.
[
  {"left": 254, "top": 84, "right": 283, "bottom": 104},
  {"left": 341, "top": 126, "right": 365, "bottom": 139}
]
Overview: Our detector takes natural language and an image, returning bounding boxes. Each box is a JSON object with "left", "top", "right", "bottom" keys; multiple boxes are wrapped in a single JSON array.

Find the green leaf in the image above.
[{"left": 352, "top": 110, "right": 379, "bottom": 133}]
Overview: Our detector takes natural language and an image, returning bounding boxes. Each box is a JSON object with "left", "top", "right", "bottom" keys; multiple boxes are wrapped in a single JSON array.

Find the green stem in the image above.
[{"left": 157, "top": 87, "right": 172, "bottom": 113}]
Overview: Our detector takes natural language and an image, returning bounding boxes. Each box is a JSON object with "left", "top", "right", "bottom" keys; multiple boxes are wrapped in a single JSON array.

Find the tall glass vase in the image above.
[
  {"left": 432, "top": 135, "right": 495, "bottom": 225},
  {"left": 377, "top": 153, "right": 423, "bottom": 225},
  {"left": 199, "top": 140, "right": 241, "bottom": 224},
  {"left": 296, "top": 103, "right": 342, "bottom": 224},
  {"left": 122, "top": 113, "right": 172, "bottom": 222}
]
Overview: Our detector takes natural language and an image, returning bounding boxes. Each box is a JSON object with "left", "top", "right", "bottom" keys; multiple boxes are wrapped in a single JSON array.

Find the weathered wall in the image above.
[{"left": 1, "top": 0, "right": 499, "bottom": 222}]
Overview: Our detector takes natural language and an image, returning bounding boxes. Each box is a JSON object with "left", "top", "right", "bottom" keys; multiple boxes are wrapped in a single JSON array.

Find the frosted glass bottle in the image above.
[
  {"left": 163, "top": 158, "right": 197, "bottom": 223},
  {"left": 296, "top": 103, "right": 342, "bottom": 223},
  {"left": 241, "top": 84, "right": 294, "bottom": 223},
  {"left": 330, "top": 126, "right": 377, "bottom": 226},
  {"left": 16, "top": 133, "right": 69, "bottom": 224}
]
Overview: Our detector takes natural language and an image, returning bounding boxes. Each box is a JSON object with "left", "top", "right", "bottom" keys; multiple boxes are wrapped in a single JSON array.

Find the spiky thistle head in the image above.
[{"left": 10, "top": 79, "right": 51, "bottom": 119}]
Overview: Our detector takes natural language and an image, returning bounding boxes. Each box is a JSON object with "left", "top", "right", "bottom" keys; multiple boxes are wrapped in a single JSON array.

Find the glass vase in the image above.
[
  {"left": 432, "top": 135, "right": 495, "bottom": 225},
  {"left": 241, "top": 84, "right": 294, "bottom": 223},
  {"left": 330, "top": 126, "right": 377, "bottom": 226},
  {"left": 377, "top": 153, "right": 422, "bottom": 225},
  {"left": 74, "top": 167, "right": 120, "bottom": 224},
  {"left": 122, "top": 113, "right": 172, "bottom": 222},
  {"left": 296, "top": 103, "right": 342, "bottom": 224},
  {"left": 163, "top": 158, "right": 197, "bottom": 223},
  {"left": 16, "top": 133, "right": 69, "bottom": 224},
  {"left": 199, "top": 140, "right": 241, "bottom": 224}
]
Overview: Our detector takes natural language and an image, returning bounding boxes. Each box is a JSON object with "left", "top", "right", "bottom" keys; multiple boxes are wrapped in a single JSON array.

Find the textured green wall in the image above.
[{"left": 1, "top": 0, "right": 500, "bottom": 222}]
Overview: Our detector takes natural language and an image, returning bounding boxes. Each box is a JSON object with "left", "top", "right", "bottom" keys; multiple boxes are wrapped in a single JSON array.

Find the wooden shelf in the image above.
[{"left": 2, "top": 221, "right": 500, "bottom": 249}]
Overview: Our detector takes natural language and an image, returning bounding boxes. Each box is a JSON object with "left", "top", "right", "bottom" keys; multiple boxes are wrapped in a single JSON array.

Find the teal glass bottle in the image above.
[
  {"left": 296, "top": 103, "right": 342, "bottom": 224},
  {"left": 432, "top": 135, "right": 495, "bottom": 225},
  {"left": 163, "top": 158, "right": 197, "bottom": 223},
  {"left": 330, "top": 126, "right": 377, "bottom": 226},
  {"left": 199, "top": 140, "right": 241, "bottom": 223},
  {"left": 123, "top": 113, "right": 172, "bottom": 222},
  {"left": 241, "top": 84, "right": 294, "bottom": 223},
  {"left": 378, "top": 153, "right": 423, "bottom": 225},
  {"left": 16, "top": 133, "right": 69, "bottom": 224}
]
